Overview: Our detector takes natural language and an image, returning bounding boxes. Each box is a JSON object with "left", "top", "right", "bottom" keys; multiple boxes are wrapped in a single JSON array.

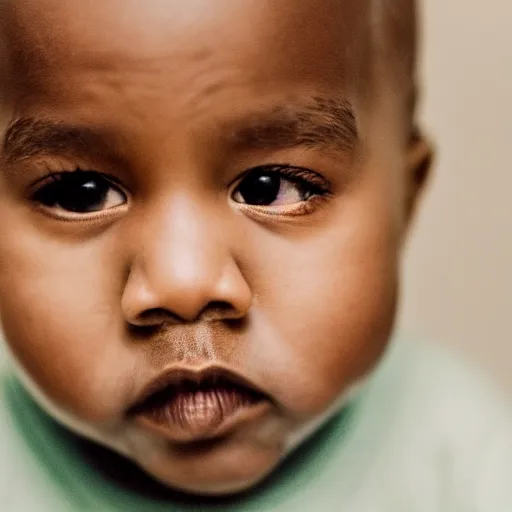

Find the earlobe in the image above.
[{"left": 405, "top": 128, "right": 435, "bottom": 223}]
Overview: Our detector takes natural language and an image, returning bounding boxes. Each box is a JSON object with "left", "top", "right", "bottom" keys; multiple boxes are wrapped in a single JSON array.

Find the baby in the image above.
[{"left": 0, "top": 0, "right": 511, "bottom": 510}]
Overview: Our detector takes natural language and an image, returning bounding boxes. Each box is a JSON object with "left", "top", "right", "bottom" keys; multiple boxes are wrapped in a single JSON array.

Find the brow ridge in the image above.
[
  {"left": 1, "top": 96, "right": 359, "bottom": 168},
  {"left": 229, "top": 96, "right": 359, "bottom": 153},
  {"left": 2, "top": 117, "right": 99, "bottom": 165}
]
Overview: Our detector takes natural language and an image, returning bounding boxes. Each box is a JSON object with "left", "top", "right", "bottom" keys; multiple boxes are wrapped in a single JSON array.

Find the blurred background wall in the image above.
[{"left": 399, "top": 0, "right": 512, "bottom": 389}]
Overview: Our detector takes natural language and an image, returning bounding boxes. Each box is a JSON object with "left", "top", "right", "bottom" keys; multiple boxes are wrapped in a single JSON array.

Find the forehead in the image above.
[
  {"left": 1, "top": 0, "right": 372, "bottom": 100},
  {"left": 0, "top": 0, "right": 381, "bottom": 172}
]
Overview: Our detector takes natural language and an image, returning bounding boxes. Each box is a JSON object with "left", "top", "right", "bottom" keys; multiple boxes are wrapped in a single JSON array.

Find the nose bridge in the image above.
[
  {"left": 123, "top": 191, "right": 251, "bottom": 323},
  {"left": 142, "top": 193, "right": 225, "bottom": 293}
]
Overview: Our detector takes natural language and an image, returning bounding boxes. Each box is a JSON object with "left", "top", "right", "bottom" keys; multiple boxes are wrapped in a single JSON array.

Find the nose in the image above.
[{"left": 121, "top": 195, "right": 252, "bottom": 326}]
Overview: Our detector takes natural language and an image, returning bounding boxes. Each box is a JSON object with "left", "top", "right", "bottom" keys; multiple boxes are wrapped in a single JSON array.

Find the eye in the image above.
[
  {"left": 31, "top": 169, "right": 127, "bottom": 215},
  {"left": 232, "top": 165, "right": 330, "bottom": 208}
]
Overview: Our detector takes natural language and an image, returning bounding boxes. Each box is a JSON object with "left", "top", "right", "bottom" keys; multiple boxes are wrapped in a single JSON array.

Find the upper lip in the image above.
[{"left": 128, "top": 365, "right": 272, "bottom": 414}]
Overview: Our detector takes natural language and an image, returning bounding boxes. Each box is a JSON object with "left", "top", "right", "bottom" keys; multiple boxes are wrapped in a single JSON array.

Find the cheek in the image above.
[
  {"left": 246, "top": 177, "right": 401, "bottom": 417},
  {"left": 0, "top": 214, "right": 133, "bottom": 422}
]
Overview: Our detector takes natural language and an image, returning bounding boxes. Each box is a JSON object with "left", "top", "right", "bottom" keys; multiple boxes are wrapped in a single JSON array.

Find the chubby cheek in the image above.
[
  {"left": 0, "top": 213, "right": 133, "bottom": 423},
  {"left": 246, "top": 177, "right": 401, "bottom": 419}
]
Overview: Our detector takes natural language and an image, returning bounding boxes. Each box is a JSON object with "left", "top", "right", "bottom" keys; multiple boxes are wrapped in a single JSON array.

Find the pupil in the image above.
[
  {"left": 238, "top": 173, "right": 280, "bottom": 206},
  {"left": 58, "top": 175, "right": 109, "bottom": 213}
]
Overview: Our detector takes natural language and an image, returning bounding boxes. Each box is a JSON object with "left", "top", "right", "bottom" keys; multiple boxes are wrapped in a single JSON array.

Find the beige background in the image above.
[{"left": 399, "top": 1, "right": 512, "bottom": 389}]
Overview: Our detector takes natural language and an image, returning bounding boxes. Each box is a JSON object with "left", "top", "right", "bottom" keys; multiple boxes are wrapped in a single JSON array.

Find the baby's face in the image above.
[{"left": 0, "top": 0, "right": 426, "bottom": 495}]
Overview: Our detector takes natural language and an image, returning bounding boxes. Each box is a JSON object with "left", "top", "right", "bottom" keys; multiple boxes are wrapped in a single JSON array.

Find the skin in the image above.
[{"left": 0, "top": 0, "right": 432, "bottom": 496}]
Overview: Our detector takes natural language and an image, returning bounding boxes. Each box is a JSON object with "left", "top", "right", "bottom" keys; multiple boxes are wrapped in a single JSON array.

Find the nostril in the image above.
[
  {"left": 199, "top": 301, "right": 241, "bottom": 321},
  {"left": 128, "top": 301, "right": 243, "bottom": 333},
  {"left": 135, "top": 308, "right": 183, "bottom": 326}
]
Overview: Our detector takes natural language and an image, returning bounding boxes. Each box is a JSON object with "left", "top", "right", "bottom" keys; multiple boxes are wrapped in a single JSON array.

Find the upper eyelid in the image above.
[
  {"left": 229, "top": 164, "right": 331, "bottom": 189},
  {"left": 29, "top": 169, "right": 128, "bottom": 194},
  {"left": 29, "top": 166, "right": 329, "bottom": 202},
  {"left": 30, "top": 171, "right": 129, "bottom": 219},
  {"left": 230, "top": 165, "right": 332, "bottom": 214}
]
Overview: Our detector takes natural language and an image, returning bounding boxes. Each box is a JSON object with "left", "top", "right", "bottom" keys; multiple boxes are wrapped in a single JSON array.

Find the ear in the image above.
[{"left": 404, "top": 128, "right": 434, "bottom": 226}]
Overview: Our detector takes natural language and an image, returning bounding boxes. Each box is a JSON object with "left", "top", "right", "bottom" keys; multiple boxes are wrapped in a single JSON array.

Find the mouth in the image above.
[{"left": 128, "top": 366, "right": 272, "bottom": 443}]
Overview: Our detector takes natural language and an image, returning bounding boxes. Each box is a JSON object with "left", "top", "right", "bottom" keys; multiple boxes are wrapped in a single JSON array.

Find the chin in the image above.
[
  {"left": 137, "top": 437, "right": 284, "bottom": 497},
  {"left": 164, "top": 475, "right": 269, "bottom": 497}
]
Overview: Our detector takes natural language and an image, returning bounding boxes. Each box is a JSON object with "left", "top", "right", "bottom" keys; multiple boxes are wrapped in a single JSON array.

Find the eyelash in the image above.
[
  {"left": 233, "top": 164, "right": 330, "bottom": 193},
  {"left": 230, "top": 164, "right": 332, "bottom": 214},
  {"left": 30, "top": 167, "right": 124, "bottom": 190},
  {"left": 29, "top": 167, "right": 128, "bottom": 219},
  {"left": 28, "top": 164, "right": 331, "bottom": 219}
]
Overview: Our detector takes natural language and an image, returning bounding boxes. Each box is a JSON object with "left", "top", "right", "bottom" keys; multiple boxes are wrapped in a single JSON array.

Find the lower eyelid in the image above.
[
  {"left": 33, "top": 202, "right": 129, "bottom": 222},
  {"left": 233, "top": 195, "right": 328, "bottom": 219}
]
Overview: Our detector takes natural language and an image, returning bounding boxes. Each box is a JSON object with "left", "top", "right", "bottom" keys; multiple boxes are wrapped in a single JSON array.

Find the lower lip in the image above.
[{"left": 133, "top": 387, "right": 271, "bottom": 443}]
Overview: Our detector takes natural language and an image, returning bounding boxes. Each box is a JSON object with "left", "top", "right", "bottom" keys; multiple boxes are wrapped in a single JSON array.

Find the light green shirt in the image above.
[{"left": 1, "top": 338, "right": 512, "bottom": 511}]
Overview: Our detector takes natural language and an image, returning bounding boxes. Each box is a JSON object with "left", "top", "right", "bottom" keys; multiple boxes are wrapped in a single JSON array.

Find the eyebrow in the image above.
[
  {"left": 1, "top": 117, "right": 108, "bottom": 166},
  {"left": 1, "top": 96, "right": 359, "bottom": 167},
  {"left": 227, "top": 96, "right": 359, "bottom": 154}
]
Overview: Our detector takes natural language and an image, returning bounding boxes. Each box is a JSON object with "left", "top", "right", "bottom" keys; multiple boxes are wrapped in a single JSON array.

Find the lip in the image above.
[{"left": 128, "top": 365, "right": 273, "bottom": 443}]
